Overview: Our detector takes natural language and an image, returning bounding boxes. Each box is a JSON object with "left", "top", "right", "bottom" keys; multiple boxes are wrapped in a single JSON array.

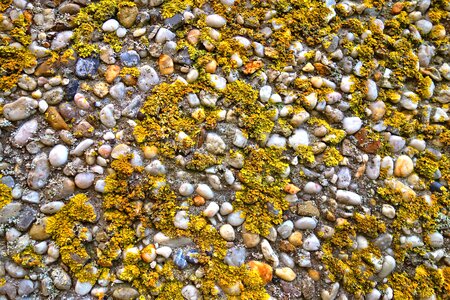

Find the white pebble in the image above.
[
  {"left": 342, "top": 117, "right": 362, "bottom": 134},
  {"left": 219, "top": 224, "right": 235, "bottom": 241},
  {"left": 203, "top": 202, "right": 220, "bottom": 217},
  {"left": 205, "top": 14, "right": 227, "bottom": 28},
  {"left": 49, "top": 145, "right": 69, "bottom": 167},
  {"left": 102, "top": 19, "right": 120, "bottom": 32},
  {"left": 179, "top": 183, "right": 194, "bottom": 196}
]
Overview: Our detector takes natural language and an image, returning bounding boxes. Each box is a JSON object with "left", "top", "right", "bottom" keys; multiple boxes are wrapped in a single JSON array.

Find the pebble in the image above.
[
  {"left": 76, "top": 57, "right": 100, "bottom": 79},
  {"left": 159, "top": 54, "right": 174, "bottom": 75},
  {"left": 174, "top": 211, "right": 189, "bottom": 229},
  {"left": 220, "top": 224, "right": 235, "bottom": 241},
  {"left": 182, "top": 285, "right": 200, "bottom": 300},
  {"left": 196, "top": 184, "right": 214, "bottom": 200},
  {"left": 112, "top": 287, "right": 139, "bottom": 300},
  {"left": 5, "top": 261, "right": 27, "bottom": 278},
  {"left": 3, "top": 97, "right": 38, "bottom": 121},
  {"left": 303, "top": 234, "right": 320, "bottom": 251},
  {"left": 303, "top": 182, "right": 322, "bottom": 194},
  {"left": 381, "top": 204, "right": 396, "bottom": 219},
  {"left": 179, "top": 183, "right": 194, "bottom": 196},
  {"left": 156, "top": 246, "right": 172, "bottom": 258},
  {"left": 428, "top": 232, "right": 444, "bottom": 248},
  {"left": 366, "top": 79, "right": 378, "bottom": 101},
  {"left": 288, "top": 129, "right": 309, "bottom": 148},
  {"left": 41, "top": 201, "right": 64, "bottom": 214},
  {"left": 74, "top": 172, "right": 95, "bottom": 189},
  {"left": 102, "top": 19, "right": 120, "bottom": 32},
  {"left": 228, "top": 211, "right": 245, "bottom": 226},
  {"left": 51, "top": 268, "right": 72, "bottom": 290},
  {"left": 138, "top": 66, "right": 159, "bottom": 92},
  {"left": 378, "top": 255, "right": 396, "bottom": 278},
  {"left": 100, "top": 104, "right": 116, "bottom": 128},
  {"left": 248, "top": 261, "right": 273, "bottom": 284},
  {"left": 173, "top": 249, "right": 188, "bottom": 269},
  {"left": 203, "top": 201, "right": 219, "bottom": 217},
  {"left": 342, "top": 117, "right": 362, "bottom": 134},
  {"left": 14, "top": 118, "right": 38, "bottom": 147},
  {"left": 261, "top": 239, "right": 279, "bottom": 267},
  {"left": 28, "top": 153, "right": 50, "bottom": 190},
  {"left": 49, "top": 144, "right": 69, "bottom": 167},
  {"left": 51, "top": 31, "right": 73, "bottom": 50},
  {"left": 295, "top": 217, "right": 317, "bottom": 230},
  {"left": 111, "top": 144, "right": 131, "bottom": 159},
  {"left": 394, "top": 155, "right": 414, "bottom": 177},
  {"left": 224, "top": 247, "right": 246, "bottom": 266},
  {"left": 75, "top": 281, "right": 93, "bottom": 296},
  {"left": 205, "top": 14, "right": 227, "bottom": 28},
  {"left": 277, "top": 221, "right": 294, "bottom": 239},
  {"left": 18, "top": 279, "right": 34, "bottom": 296},
  {"left": 275, "top": 267, "right": 296, "bottom": 281},
  {"left": 120, "top": 51, "right": 140, "bottom": 67},
  {"left": 335, "top": 190, "right": 362, "bottom": 205}
]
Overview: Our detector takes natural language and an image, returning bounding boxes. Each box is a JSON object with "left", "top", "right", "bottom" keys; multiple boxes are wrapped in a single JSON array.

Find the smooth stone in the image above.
[
  {"left": 196, "top": 184, "right": 214, "bottom": 200},
  {"left": 261, "top": 239, "right": 279, "bottom": 267},
  {"left": 174, "top": 211, "right": 189, "bottom": 229},
  {"left": 51, "top": 268, "right": 72, "bottom": 290},
  {"left": 51, "top": 31, "right": 73, "bottom": 50},
  {"left": 111, "top": 144, "right": 131, "bottom": 159},
  {"left": 303, "top": 182, "right": 322, "bottom": 194},
  {"left": 228, "top": 211, "right": 245, "bottom": 226},
  {"left": 14, "top": 118, "right": 38, "bottom": 147},
  {"left": 27, "top": 153, "right": 50, "bottom": 190},
  {"left": 336, "top": 190, "right": 362, "bottom": 205},
  {"left": 275, "top": 267, "right": 296, "bottom": 281},
  {"left": 277, "top": 220, "right": 294, "bottom": 239},
  {"left": 205, "top": 14, "right": 227, "bottom": 28},
  {"left": 49, "top": 144, "right": 69, "bottom": 167},
  {"left": 40, "top": 201, "right": 65, "bottom": 214},
  {"left": 203, "top": 201, "right": 219, "bottom": 217},
  {"left": 394, "top": 155, "right": 414, "bottom": 177},
  {"left": 102, "top": 19, "right": 120, "bottom": 32},
  {"left": 179, "top": 183, "right": 194, "bottom": 196},
  {"left": 120, "top": 51, "right": 140, "bottom": 67},
  {"left": 76, "top": 57, "right": 100, "bottom": 79},
  {"left": 342, "top": 117, "right": 362, "bottom": 134},
  {"left": 18, "top": 279, "right": 34, "bottom": 296},
  {"left": 3, "top": 97, "right": 38, "bottom": 121},
  {"left": 5, "top": 261, "right": 27, "bottom": 278},
  {"left": 137, "top": 66, "right": 159, "bottom": 92},
  {"left": 303, "top": 234, "right": 320, "bottom": 251},
  {"left": 428, "top": 232, "right": 444, "bottom": 248},
  {"left": 100, "top": 104, "right": 116, "bottom": 128},
  {"left": 181, "top": 285, "right": 200, "bottom": 300},
  {"left": 220, "top": 224, "right": 235, "bottom": 241},
  {"left": 75, "top": 281, "right": 93, "bottom": 296},
  {"left": 295, "top": 217, "right": 317, "bottom": 230},
  {"left": 378, "top": 255, "right": 395, "bottom": 278},
  {"left": 74, "top": 172, "right": 95, "bottom": 189},
  {"left": 224, "top": 247, "right": 246, "bottom": 267},
  {"left": 112, "top": 287, "right": 139, "bottom": 300},
  {"left": 337, "top": 167, "right": 351, "bottom": 188},
  {"left": 288, "top": 129, "right": 309, "bottom": 148}
]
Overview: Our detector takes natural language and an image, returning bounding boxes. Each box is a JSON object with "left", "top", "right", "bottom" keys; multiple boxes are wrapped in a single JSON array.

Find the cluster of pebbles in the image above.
[{"left": 0, "top": 0, "right": 450, "bottom": 299}]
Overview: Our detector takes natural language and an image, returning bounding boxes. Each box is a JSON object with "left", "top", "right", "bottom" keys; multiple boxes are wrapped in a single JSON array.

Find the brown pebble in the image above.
[
  {"left": 105, "top": 65, "right": 120, "bottom": 83},
  {"left": 35, "top": 59, "right": 57, "bottom": 77},
  {"left": 243, "top": 60, "right": 263, "bottom": 74},
  {"left": 73, "top": 120, "right": 95, "bottom": 137},
  {"left": 279, "top": 240, "right": 296, "bottom": 253},
  {"left": 288, "top": 231, "right": 303, "bottom": 247},
  {"left": 193, "top": 195, "right": 205, "bottom": 206},
  {"left": 392, "top": 2, "right": 404, "bottom": 14},
  {"left": 284, "top": 183, "right": 300, "bottom": 195},
  {"left": 204, "top": 59, "right": 217, "bottom": 74},
  {"left": 159, "top": 54, "right": 174, "bottom": 75},
  {"left": 187, "top": 29, "right": 201, "bottom": 45},
  {"left": 29, "top": 222, "right": 50, "bottom": 241},
  {"left": 308, "top": 269, "right": 320, "bottom": 281},
  {"left": 45, "top": 106, "right": 68, "bottom": 130},
  {"left": 122, "top": 74, "right": 137, "bottom": 86}
]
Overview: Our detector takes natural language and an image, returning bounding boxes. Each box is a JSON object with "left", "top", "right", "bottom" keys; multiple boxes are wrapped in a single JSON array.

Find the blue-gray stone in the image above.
[
  {"left": 173, "top": 249, "right": 187, "bottom": 269},
  {"left": 224, "top": 247, "right": 246, "bottom": 267},
  {"left": 75, "top": 57, "right": 99, "bottom": 79},
  {"left": 185, "top": 249, "right": 199, "bottom": 264},
  {"left": 120, "top": 51, "right": 140, "bottom": 67}
]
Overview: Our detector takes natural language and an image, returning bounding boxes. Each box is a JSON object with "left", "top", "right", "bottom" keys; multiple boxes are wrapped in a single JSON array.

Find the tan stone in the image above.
[
  {"left": 243, "top": 231, "right": 260, "bottom": 248},
  {"left": 187, "top": 29, "right": 201, "bottom": 45},
  {"left": 105, "top": 65, "right": 120, "bottom": 83},
  {"left": 45, "top": 107, "right": 68, "bottom": 130},
  {"left": 394, "top": 155, "right": 414, "bottom": 177},
  {"left": 275, "top": 267, "right": 296, "bottom": 281},
  {"left": 288, "top": 231, "right": 303, "bottom": 247},
  {"left": 159, "top": 54, "right": 174, "bottom": 75},
  {"left": 204, "top": 59, "right": 217, "bottom": 74},
  {"left": 29, "top": 222, "right": 50, "bottom": 241}
]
